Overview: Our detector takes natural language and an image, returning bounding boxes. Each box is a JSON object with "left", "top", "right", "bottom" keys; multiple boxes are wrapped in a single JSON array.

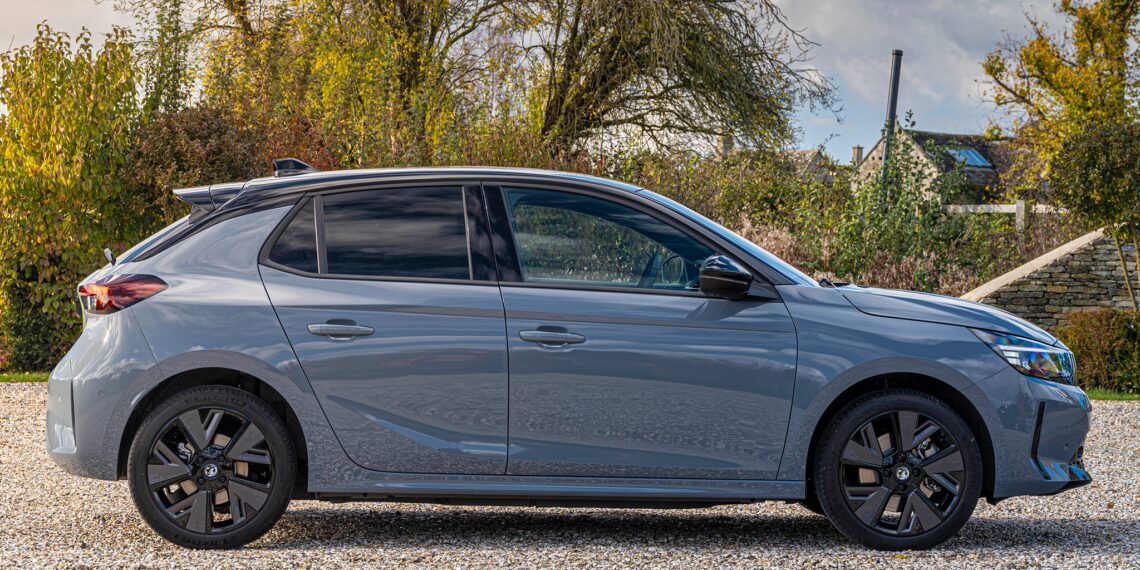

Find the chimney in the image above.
[
  {"left": 852, "top": 145, "right": 864, "bottom": 165},
  {"left": 717, "top": 132, "right": 733, "bottom": 159}
]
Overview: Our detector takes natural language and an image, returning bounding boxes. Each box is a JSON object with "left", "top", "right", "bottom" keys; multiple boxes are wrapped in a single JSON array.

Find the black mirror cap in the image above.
[{"left": 699, "top": 255, "right": 754, "bottom": 300}]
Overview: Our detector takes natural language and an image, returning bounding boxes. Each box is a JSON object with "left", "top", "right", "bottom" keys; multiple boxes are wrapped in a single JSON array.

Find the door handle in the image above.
[
  {"left": 519, "top": 330, "right": 586, "bottom": 346},
  {"left": 308, "top": 322, "right": 375, "bottom": 341}
]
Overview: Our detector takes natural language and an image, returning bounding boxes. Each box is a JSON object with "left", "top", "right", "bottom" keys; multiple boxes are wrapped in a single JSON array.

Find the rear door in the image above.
[{"left": 260, "top": 183, "right": 509, "bottom": 475}]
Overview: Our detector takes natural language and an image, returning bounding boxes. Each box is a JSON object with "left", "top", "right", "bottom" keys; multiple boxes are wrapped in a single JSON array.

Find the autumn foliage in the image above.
[{"left": 0, "top": 1, "right": 1129, "bottom": 370}]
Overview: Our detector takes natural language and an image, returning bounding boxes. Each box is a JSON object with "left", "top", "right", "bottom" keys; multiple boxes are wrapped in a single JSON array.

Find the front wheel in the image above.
[
  {"left": 813, "top": 390, "right": 983, "bottom": 550},
  {"left": 127, "top": 386, "right": 296, "bottom": 548}
]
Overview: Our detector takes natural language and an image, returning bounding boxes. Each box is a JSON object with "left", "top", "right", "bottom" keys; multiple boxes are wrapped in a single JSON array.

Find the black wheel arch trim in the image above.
[
  {"left": 115, "top": 353, "right": 312, "bottom": 491},
  {"left": 786, "top": 358, "right": 997, "bottom": 500}
]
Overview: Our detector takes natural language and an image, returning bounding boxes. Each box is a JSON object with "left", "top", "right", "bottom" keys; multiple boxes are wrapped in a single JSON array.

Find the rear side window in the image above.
[
  {"left": 323, "top": 187, "right": 470, "bottom": 279},
  {"left": 267, "top": 187, "right": 472, "bottom": 280},
  {"left": 268, "top": 200, "right": 318, "bottom": 273}
]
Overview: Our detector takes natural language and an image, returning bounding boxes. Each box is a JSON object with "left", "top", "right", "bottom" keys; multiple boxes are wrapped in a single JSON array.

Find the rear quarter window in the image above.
[{"left": 267, "top": 200, "right": 318, "bottom": 273}]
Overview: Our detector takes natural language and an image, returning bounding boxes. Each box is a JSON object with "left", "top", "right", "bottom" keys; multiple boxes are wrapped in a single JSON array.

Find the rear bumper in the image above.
[
  {"left": 970, "top": 367, "right": 1092, "bottom": 498},
  {"left": 46, "top": 312, "right": 159, "bottom": 481},
  {"left": 46, "top": 355, "right": 117, "bottom": 479},
  {"left": 46, "top": 357, "right": 80, "bottom": 471}
]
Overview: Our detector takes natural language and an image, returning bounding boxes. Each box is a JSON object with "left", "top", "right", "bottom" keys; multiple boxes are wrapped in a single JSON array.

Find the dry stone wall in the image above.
[{"left": 961, "top": 230, "right": 1137, "bottom": 330}]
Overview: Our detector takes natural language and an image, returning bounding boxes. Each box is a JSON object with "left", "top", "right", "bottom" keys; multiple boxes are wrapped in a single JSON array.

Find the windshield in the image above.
[{"left": 637, "top": 190, "right": 820, "bottom": 287}]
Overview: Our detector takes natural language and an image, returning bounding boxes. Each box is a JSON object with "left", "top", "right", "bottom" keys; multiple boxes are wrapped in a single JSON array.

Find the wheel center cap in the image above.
[
  {"left": 895, "top": 465, "right": 911, "bottom": 482},
  {"left": 203, "top": 463, "right": 220, "bottom": 479}
]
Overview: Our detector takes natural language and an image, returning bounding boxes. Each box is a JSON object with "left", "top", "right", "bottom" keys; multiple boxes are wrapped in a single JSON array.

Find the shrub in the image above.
[
  {"left": 0, "top": 26, "right": 143, "bottom": 371},
  {"left": 1055, "top": 309, "right": 1140, "bottom": 393},
  {"left": 0, "top": 279, "right": 62, "bottom": 371},
  {"left": 127, "top": 105, "right": 273, "bottom": 222}
]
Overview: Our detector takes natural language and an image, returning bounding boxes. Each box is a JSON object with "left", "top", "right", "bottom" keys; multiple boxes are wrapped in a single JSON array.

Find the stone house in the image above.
[
  {"left": 780, "top": 148, "right": 834, "bottom": 185},
  {"left": 853, "top": 128, "right": 1015, "bottom": 203}
]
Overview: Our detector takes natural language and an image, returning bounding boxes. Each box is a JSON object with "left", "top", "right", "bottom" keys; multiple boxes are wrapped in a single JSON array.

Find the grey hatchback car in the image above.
[{"left": 48, "top": 161, "right": 1091, "bottom": 550}]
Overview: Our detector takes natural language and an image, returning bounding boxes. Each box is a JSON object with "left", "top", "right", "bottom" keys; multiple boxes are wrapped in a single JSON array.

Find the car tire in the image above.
[
  {"left": 127, "top": 385, "right": 296, "bottom": 549},
  {"left": 813, "top": 389, "right": 982, "bottom": 550}
]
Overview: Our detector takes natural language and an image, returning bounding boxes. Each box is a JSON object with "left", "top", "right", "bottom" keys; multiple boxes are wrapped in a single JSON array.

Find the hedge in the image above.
[{"left": 1055, "top": 309, "right": 1140, "bottom": 393}]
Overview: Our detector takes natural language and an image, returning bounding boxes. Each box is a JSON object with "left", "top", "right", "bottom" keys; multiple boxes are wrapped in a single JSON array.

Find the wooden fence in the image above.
[{"left": 944, "top": 200, "right": 1066, "bottom": 230}]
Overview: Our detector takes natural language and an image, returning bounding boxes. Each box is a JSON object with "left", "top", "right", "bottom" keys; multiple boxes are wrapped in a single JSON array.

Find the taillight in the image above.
[{"left": 77, "top": 274, "right": 168, "bottom": 315}]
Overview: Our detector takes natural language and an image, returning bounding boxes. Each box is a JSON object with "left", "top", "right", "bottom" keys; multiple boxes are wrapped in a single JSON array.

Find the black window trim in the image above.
[
  {"left": 313, "top": 194, "right": 327, "bottom": 273},
  {"left": 258, "top": 181, "right": 497, "bottom": 285},
  {"left": 482, "top": 180, "right": 778, "bottom": 299},
  {"left": 256, "top": 173, "right": 791, "bottom": 295}
]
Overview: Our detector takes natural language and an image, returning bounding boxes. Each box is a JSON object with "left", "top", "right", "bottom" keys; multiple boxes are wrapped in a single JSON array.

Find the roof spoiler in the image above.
[
  {"left": 273, "top": 158, "right": 318, "bottom": 177},
  {"left": 174, "top": 181, "right": 246, "bottom": 223},
  {"left": 174, "top": 159, "right": 316, "bottom": 222}
]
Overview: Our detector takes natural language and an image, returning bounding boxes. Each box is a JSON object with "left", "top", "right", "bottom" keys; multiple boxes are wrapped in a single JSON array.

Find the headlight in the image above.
[{"left": 971, "top": 329, "right": 1075, "bottom": 383}]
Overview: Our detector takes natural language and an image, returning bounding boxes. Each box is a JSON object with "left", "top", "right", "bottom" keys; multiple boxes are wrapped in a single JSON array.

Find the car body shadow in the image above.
[
  {"left": 263, "top": 507, "right": 843, "bottom": 550},
  {"left": 261, "top": 505, "right": 1138, "bottom": 554}
]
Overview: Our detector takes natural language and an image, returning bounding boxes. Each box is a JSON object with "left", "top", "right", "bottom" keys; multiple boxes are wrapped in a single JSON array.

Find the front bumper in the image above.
[{"left": 970, "top": 366, "right": 1092, "bottom": 498}]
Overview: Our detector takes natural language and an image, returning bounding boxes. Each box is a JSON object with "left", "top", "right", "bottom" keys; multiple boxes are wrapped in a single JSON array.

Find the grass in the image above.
[
  {"left": 0, "top": 371, "right": 1137, "bottom": 400},
  {"left": 1084, "top": 388, "right": 1140, "bottom": 401},
  {"left": 0, "top": 372, "right": 49, "bottom": 382},
  {"left": 0, "top": 372, "right": 47, "bottom": 382}
]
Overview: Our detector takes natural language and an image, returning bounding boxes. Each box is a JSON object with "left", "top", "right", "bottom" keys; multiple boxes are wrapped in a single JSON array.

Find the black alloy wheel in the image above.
[
  {"left": 128, "top": 386, "right": 296, "bottom": 548},
  {"left": 814, "top": 390, "right": 983, "bottom": 550}
]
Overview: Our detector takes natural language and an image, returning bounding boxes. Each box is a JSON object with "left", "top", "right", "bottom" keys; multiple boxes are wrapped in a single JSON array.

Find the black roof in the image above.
[
  {"left": 177, "top": 165, "right": 646, "bottom": 217},
  {"left": 243, "top": 165, "right": 644, "bottom": 197}
]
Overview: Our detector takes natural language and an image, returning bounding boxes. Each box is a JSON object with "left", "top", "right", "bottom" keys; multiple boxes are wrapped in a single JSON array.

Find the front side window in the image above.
[
  {"left": 504, "top": 187, "right": 714, "bottom": 290},
  {"left": 268, "top": 187, "right": 472, "bottom": 280}
]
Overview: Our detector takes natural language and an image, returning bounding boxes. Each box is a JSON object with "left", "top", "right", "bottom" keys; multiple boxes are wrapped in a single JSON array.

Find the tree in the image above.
[
  {"left": 983, "top": 0, "right": 1139, "bottom": 179},
  {"left": 509, "top": 0, "right": 834, "bottom": 151},
  {"left": 138, "top": 0, "right": 193, "bottom": 117},
  {"left": 121, "top": 0, "right": 510, "bottom": 163},
  {"left": 1050, "top": 122, "right": 1140, "bottom": 310}
]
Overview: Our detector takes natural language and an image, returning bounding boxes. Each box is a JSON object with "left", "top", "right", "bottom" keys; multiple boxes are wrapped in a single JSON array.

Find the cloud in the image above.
[{"left": 776, "top": 0, "right": 1065, "bottom": 154}]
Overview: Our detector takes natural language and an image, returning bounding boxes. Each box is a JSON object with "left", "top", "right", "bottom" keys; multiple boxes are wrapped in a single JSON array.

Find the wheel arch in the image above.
[
  {"left": 116, "top": 366, "right": 309, "bottom": 495},
  {"left": 803, "top": 371, "right": 996, "bottom": 501}
]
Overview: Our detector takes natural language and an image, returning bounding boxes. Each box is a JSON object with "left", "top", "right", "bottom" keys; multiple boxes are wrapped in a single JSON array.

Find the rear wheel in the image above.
[
  {"left": 127, "top": 386, "right": 296, "bottom": 548},
  {"left": 813, "top": 390, "right": 982, "bottom": 550}
]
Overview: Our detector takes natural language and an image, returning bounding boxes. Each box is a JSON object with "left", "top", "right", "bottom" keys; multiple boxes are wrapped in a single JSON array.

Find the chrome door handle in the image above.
[
  {"left": 519, "top": 330, "right": 586, "bottom": 346},
  {"left": 308, "top": 323, "right": 375, "bottom": 341}
]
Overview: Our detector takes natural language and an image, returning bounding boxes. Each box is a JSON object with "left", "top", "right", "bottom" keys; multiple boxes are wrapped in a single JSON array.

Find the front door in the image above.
[
  {"left": 261, "top": 185, "right": 509, "bottom": 475},
  {"left": 493, "top": 186, "right": 798, "bottom": 480}
]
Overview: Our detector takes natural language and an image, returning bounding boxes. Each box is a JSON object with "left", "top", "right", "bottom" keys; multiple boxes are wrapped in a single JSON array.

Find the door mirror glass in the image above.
[{"left": 699, "top": 255, "right": 753, "bottom": 300}]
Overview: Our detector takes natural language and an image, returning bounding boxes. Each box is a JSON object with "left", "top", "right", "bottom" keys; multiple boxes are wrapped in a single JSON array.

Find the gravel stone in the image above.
[{"left": 2, "top": 383, "right": 1137, "bottom": 568}]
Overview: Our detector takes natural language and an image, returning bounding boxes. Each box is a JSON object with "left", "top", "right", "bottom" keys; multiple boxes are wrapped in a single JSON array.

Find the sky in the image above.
[
  {"left": 777, "top": 0, "right": 1065, "bottom": 161},
  {"left": 1, "top": 0, "right": 1068, "bottom": 161},
  {"left": 0, "top": 0, "right": 130, "bottom": 53}
]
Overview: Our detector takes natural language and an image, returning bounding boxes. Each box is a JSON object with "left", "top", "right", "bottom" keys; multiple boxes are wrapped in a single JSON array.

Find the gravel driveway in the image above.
[{"left": 2, "top": 383, "right": 1137, "bottom": 569}]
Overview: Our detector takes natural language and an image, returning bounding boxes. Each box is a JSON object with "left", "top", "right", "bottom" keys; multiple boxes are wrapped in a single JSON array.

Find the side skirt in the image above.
[{"left": 307, "top": 476, "right": 805, "bottom": 507}]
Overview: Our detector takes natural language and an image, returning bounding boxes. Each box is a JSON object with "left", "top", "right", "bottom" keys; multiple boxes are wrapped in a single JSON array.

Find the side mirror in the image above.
[{"left": 698, "top": 255, "right": 754, "bottom": 300}]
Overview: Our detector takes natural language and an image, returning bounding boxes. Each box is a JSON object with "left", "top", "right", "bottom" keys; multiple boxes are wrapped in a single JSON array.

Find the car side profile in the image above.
[{"left": 47, "top": 161, "right": 1091, "bottom": 550}]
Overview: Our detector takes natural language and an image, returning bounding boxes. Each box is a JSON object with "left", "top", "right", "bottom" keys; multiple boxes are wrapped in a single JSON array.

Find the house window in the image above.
[{"left": 948, "top": 147, "right": 991, "bottom": 167}]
